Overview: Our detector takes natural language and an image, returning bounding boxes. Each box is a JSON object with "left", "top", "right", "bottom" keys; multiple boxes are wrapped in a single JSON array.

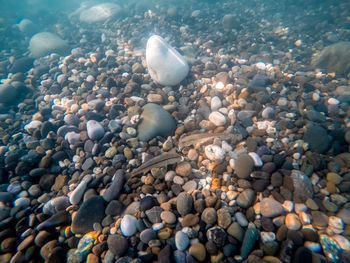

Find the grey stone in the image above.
[{"left": 137, "top": 103, "right": 177, "bottom": 141}]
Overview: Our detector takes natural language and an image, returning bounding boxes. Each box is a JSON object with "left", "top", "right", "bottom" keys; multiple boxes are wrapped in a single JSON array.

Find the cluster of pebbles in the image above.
[{"left": 1, "top": 0, "right": 350, "bottom": 263}]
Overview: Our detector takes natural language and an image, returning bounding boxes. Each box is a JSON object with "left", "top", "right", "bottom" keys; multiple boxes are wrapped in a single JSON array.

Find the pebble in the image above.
[
  {"left": 69, "top": 180, "right": 88, "bottom": 205},
  {"left": 189, "top": 243, "right": 206, "bottom": 262},
  {"left": 175, "top": 231, "right": 190, "bottom": 251},
  {"left": 217, "top": 208, "right": 232, "bottom": 229},
  {"left": 160, "top": 211, "right": 176, "bottom": 224},
  {"left": 211, "top": 96, "right": 222, "bottom": 111},
  {"left": 71, "top": 196, "right": 106, "bottom": 234},
  {"left": 234, "top": 154, "right": 254, "bottom": 179},
  {"left": 227, "top": 222, "right": 244, "bottom": 241},
  {"left": 260, "top": 198, "right": 285, "bottom": 217},
  {"left": 177, "top": 192, "right": 193, "bottom": 216},
  {"left": 86, "top": 120, "right": 105, "bottom": 140},
  {"left": 207, "top": 227, "right": 227, "bottom": 247},
  {"left": 140, "top": 229, "right": 156, "bottom": 244},
  {"left": 120, "top": 215, "right": 137, "bottom": 237},
  {"left": 236, "top": 189, "right": 255, "bottom": 208},
  {"left": 204, "top": 145, "right": 226, "bottom": 162},
  {"left": 285, "top": 213, "right": 301, "bottom": 230},
  {"left": 182, "top": 214, "right": 199, "bottom": 227},
  {"left": 107, "top": 234, "right": 128, "bottom": 257},
  {"left": 208, "top": 111, "right": 226, "bottom": 126},
  {"left": 201, "top": 207, "right": 217, "bottom": 225}
]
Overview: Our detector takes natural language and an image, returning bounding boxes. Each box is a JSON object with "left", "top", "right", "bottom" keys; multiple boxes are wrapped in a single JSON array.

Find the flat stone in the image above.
[
  {"left": 137, "top": 103, "right": 177, "bottom": 141},
  {"left": 71, "top": 196, "right": 106, "bottom": 234},
  {"left": 260, "top": 198, "right": 284, "bottom": 217},
  {"left": 182, "top": 214, "right": 199, "bottom": 227},
  {"left": 107, "top": 234, "right": 128, "bottom": 257},
  {"left": 201, "top": 207, "right": 217, "bottom": 225},
  {"left": 236, "top": 189, "right": 255, "bottom": 208}
]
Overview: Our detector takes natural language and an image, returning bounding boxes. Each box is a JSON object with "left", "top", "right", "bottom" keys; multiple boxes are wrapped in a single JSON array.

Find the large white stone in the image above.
[
  {"left": 146, "top": 35, "right": 189, "bottom": 86},
  {"left": 29, "top": 32, "right": 69, "bottom": 58},
  {"left": 79, "top": 3, "right": 121, "bottom": 23}
]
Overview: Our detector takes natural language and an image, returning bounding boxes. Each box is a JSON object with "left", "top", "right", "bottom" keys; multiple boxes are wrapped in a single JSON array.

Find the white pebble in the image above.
[
  {"left": 120, "top": 215, "right": 137, "bottom": 237},
  {"left": 248, "top": 152, "right": 263, "bottom": 167},
  {"left": 205, "top": 145, "right": 226, "bottom": 161},
  {"left": 328, "top": 98, "right": 339, "bottom": 105},
  {"left": 208, "top": 111, "right": 226, "bottom": 126},
  {"left": 69, "top": 180, "right": 87, "bottom": 205},
  {"left": 211, "top": 96, "right": 222, "bottom": 111}
]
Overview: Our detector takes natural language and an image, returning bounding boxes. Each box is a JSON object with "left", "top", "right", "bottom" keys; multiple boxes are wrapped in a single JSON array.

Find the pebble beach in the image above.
[{"left": 0, "top": 0, "right": 350, "bottom": 262}]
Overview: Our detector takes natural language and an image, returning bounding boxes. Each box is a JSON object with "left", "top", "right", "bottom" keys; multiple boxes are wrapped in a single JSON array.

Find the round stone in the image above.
[
  {"left": 160, "top": 211, "right": 176, "bottom": 224},
  {"left": 260, "top": 198, "right": 284, "bottom": 218},
  {"left": 137, "top": 103, "right": 177, "bottom": 141},
  {"left": 201, "top": 207, "right": 217, "bottom": 225},
  {"left": 175, "top": 231, "right": 189, "bottom": 251},
  {"left": 236, "top": 189, "right": 255, "bottom": 208},
  {"left": 140, "top": 229, "right": 156, "bottom": 244},
  {"left": 285, "top": 213, "right": 301, "bottom": 230},
  {"left": 120, "top": 215, "right": 137, "bottom": 237},
  {"left": 234, "top": 155, "right": 254, "bottom": 179},
  {"left": 86, "top": 120, "right": 104, "bottom": 140},
  {"left": 209, "top": 111, "right": 226, "bottom": 126}
]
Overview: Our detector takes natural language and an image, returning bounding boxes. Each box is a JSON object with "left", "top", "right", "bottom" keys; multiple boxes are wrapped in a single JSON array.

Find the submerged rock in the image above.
[
  {"left": 137, "top": 103, "right": 177, "bottom": 141},
  {"left": 312, "top": 42, "right": 350, "bottom": 76},
  {"left": 79, "top": 3, "right": 121, "bottom": 23},
  {"left": 29, "top": 32, "right": 69, "bottom": 58},
  {"left": 146, "top": 35, "right": 189, "bottom": 86}
]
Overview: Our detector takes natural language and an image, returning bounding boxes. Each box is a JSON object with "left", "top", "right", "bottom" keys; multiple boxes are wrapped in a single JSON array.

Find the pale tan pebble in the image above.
[
  {"left": 110, "top": 227, "right": 117, "bottom": 235},
  {"left": 147, "top": 94, "right": 163, "bottom": 103},
  {"left": 126, "top": 127, "right": 137, "bottom": 136},
  {"left": 328, "top": 216, "right": 344, "bottom": 233},
  {"left": 283, "top": 200, "right": 294, "bottom": 212},
  {"left": 162, "top": 137, "right": 173, "bottom": 151},
  {"left": 81, "top": 103, "right": 89, "bottom": 111},
  {"left": 328, "top": 98, "right": 339, "bottom": 105},
  {"left": 299, "top": 212, "right": 311, "bottom": 225},
  {"left": 187, "top": 149, "right": 198, "bottom": 161}
]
